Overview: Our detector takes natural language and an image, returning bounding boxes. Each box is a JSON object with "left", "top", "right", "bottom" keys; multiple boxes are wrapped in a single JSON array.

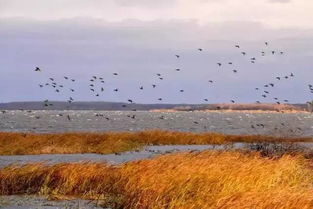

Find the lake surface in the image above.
[
  {"left": 0, "top": 144, "right": 243, "bottom": 168},
  {"left": 0, "top": 110, "right": 312, "bottom": 136}
]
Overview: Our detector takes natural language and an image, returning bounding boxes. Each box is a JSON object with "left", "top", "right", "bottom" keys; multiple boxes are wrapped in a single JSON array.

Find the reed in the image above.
[
  {"left": 0, "top": 151, "right": 312, "bottom": 208},
  {"left": 0, "top": 130, "right": 312, "bottom": 155}
]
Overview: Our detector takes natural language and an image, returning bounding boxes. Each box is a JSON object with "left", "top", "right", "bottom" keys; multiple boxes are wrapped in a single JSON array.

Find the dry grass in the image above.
[
  {"left": 0, "top": 151, "right": 313, "bottom": 208},
  {"left": 0, "top": 130, "right": 312, "bottom": 155}
]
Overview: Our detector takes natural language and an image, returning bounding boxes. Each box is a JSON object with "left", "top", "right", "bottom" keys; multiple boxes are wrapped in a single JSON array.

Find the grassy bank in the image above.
[
  {"left": 0, "top": 151, "right": 313, "bottom": 208},
  {"left": 0, "top": 130, "right": 312, "bottom": 155}
]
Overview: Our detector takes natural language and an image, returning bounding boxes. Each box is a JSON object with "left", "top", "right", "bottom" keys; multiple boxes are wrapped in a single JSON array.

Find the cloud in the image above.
[
  {"left": 269, "top": 0, "right": 291, "bottom": 3},
  {"left": 0, "top": 0, "right": 312, "bottom": 29},
  {"left": 114, "top": 0, "right": 178, "bottom": 8}
]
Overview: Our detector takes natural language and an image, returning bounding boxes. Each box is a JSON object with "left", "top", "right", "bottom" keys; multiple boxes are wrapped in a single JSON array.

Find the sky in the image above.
[{"left": 0, "top": 0, "right": 313, "bottom": 104}]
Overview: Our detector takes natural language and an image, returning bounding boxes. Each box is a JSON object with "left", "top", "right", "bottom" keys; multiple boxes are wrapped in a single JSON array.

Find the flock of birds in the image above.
[
  {"left": 1, "top": 41, "right": 312, "bottom": 134},
  {"left": 34, "top": 42, "right": 304, "bottom": 105}
]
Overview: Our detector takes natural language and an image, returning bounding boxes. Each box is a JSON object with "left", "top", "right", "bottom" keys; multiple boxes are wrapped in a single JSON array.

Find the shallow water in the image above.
[
  {"left": 2, "top": 143, "right": 313, "bottom": 168},
  {"left": 0, "top": 110, "right": 313, "bottom": 136},
  {"left": 0, "top": 145, "right": 241, "bottom": 168},
  {"left": 0, "top": 195, "right": 105, "bottom": 209}
]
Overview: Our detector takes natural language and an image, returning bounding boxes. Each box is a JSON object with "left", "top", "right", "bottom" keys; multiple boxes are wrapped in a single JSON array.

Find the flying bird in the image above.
[{"left": 35, "top": 67, "right": 41, "bottom": 72}]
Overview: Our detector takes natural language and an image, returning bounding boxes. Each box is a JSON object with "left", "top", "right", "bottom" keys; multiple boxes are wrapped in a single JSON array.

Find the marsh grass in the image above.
[
  {"left": 0, "top": 151, "right": 313, "bottom": 208},
  {"left": 0, "top": 130, "right": 312, "bottom": 155}
]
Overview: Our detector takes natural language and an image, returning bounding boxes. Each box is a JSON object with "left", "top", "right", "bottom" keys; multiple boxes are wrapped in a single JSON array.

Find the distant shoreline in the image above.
[{"left": 0, "top": 101, "right": 311, "bottom": 112}]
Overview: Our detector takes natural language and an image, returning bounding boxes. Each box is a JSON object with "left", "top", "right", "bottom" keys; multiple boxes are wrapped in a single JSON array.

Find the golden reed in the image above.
[
  {"left": 0, "top": 151, "right": 313, "bottom": 208},
  {"left": 0, "top": 130, "right": 312, "bottom": 155}
]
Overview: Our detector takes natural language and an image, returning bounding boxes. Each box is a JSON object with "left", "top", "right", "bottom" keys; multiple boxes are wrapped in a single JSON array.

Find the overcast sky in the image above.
[{"left": 0, "top": 0, "right": 313, "bottom": 104}]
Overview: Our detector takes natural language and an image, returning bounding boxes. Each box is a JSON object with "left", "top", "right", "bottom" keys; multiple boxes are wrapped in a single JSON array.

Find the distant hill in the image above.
[{"left": 0, "top": 101, "right": 311, "bottom": 112}]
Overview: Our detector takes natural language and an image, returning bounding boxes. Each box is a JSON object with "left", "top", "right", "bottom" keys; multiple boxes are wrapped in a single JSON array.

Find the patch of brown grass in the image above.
[
  {"left": 0, "top": 151, "right": 313, "bottom": 208},
  {"left": 0, "top": 130, "right": 312, "bottom": 155}
]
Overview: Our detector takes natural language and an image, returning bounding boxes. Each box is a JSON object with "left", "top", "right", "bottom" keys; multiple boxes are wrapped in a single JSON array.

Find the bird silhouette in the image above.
[{"left": 35, "top": 67, "right": 41, "bottom": 72}]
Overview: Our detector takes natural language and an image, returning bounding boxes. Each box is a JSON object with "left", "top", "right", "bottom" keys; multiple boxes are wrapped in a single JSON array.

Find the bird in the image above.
[
  {"left": 217, "top": 63, "right": 222, "bottom": 67},
  {"left": 265, "top": 42, "right": 268, "bottom": 46},
  {"left": 64, "top": 76, "right": 68, "bottom": 79},
  {"left": 180, "top": 90, "right": 184, "bottom": 92},
  {"left": 140, "top": 86, "right": 144, "bottom": 90},
  {"left": 232, "top": 70, "right": 238, "bottom": 73},
  {"left": 128, "top": 99, "right": 133, "bottom": 103},
  {"left": 35, "top": 67, "right": 41, "bottom": 72},
  {"left": 198, "top": 48, "right": 203, "bottom": 51},
  {"left": 276, "top": 77, "right": 281, "bottom": 80},
  {"left": 230, "top": 100, "right": 235, "bottom": 103},
  {"left": 175, "top": 55, "right": 180, "bottom": 58},
  {"left": 152, "top": 84, "right": 156, "bottom": 88},
  {"left": 113, "top": 73, "right": 118, "bottom": 76},
  {"left": 67, "top": 115, "right": 71, "bottom": 121},
  {"left": 175, "top": 68, "right": 181, "bottom": 71},
  {"left": 114, "top": 88, "right": 119, "bottom": 92},
  {"left": 208, "top": 80, "right": 213, "bottom": 83},
  {"left": 228, "top": 62, "right": 233, "bottom": 65},
  {"left": 241, "top": 52, "right": 246, "bottom": 56},
  {"left": 235, "top": 45, "right": 240, "bottom": 48}
]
